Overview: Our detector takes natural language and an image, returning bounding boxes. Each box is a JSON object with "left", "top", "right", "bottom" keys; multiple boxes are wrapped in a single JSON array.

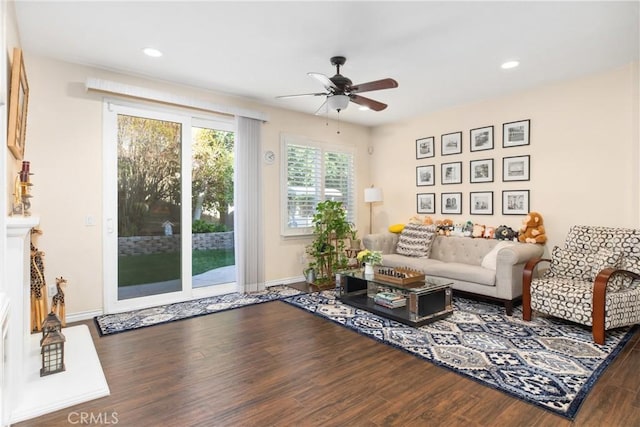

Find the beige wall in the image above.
[
  {"left": 371, "top": 62, "right": 640, "bottom": 253},
  {"left": 23, "top": 55, "right": 371, "bottom": 316},
  {"left": 12, "top": 50, "right": 640, "bottom": 318}
]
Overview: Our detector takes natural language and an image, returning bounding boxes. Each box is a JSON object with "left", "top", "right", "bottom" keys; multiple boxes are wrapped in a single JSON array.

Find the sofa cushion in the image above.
[
  {"left": 425, "top": 262, "right": 496, "bottom": 287},
  {"left": 564, "top": 225, "right": 640, "bottom": 259},
  {"left": 395, "top": 223, "right": 436, "bottom": 258},
  {"left": 381, "top": 254, "right": 443, "bottom": 271},
  {"left": 547, "top": 246, "right": 620, "bottom": 281}
]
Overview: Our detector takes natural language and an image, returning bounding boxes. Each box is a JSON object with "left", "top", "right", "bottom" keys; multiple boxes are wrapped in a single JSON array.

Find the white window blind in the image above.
[{"left": 281, "top": 135, "right": 355, "bottom": 236}]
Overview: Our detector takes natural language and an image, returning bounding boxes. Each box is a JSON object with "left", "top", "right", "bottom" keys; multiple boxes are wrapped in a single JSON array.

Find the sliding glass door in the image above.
[{"left": 104, "top": 103, "right": 236, "bottom": 313}]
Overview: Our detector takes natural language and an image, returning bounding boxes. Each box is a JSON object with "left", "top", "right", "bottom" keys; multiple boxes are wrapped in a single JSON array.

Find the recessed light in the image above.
[
  {"left": 501, "top": 60, "right": 520, "bottom": 70},
  {"left": 142, "top": 47, "right": 163, "bottom": 58}
]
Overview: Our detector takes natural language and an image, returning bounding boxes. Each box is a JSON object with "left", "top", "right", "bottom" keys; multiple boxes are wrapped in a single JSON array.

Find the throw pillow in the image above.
[
  {"left": 608, "top": 256, "right": 640, "bottom": 291},
  {"left": 481, "top": 241, "right": 514, "bottom": 270},
  {"left": 548, "top": 246, "right": 620, "bottom": 281},
  {"left": 389, "top": 224, "right": 405, "bottom": 234},
  {"left": 396, "top": 223, "right": 436, "bottom": 258}
]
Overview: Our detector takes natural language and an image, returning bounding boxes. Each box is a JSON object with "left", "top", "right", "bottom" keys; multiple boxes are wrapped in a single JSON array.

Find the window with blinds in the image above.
[{"left": 281, "top": 135, "right": 355, "bottom": 236}]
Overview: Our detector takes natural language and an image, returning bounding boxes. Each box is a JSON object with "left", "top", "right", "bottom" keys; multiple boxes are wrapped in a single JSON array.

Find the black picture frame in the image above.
[
  {"left": 503, "top": 119, "right": 530, "bottom": 148},
  {"left": 470, "top": 191, "right": 493, "bottom": 215},
  {"left": 503, "top": 155, "right": 530, "bottom": 182},
  {"left": 441, "top": 192, "right": 462, "bottom": 215},
  {"left": 470, "top": 158, "right": 494, "bottom": 183},
  {"left": 502, "top": 190, "right": 530, "bottom": 215},
  {"left": 470, "top": 126, "right": 494, "bottom": 152},
  {"left": 441, "top": 161, "right": 462, "bottom": 185},
  {"left": 416, "top": 136, "right": 435, "bottom": 159},
  {"left": 416, "top": 165, "right": 435, "bottom": 186},
  {"left": 441, "top": 131, "right": 462, "bottom": 155},
  {"left": 417, "top": 193, "right": 436, "bottom": 214}
]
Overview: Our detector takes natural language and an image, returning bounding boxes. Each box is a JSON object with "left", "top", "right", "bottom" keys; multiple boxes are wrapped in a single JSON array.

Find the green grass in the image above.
[{"left": 118, "top": 249, "right": 235, "bottom": 286}]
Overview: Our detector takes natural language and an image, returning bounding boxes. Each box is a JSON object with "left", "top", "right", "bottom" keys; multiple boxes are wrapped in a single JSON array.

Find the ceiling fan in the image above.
[{"left": 277, "top": 56, "right": 398, "bottom": 114}]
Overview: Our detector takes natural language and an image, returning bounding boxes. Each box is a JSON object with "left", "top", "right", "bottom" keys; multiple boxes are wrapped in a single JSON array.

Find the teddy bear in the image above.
[
  {"left": 518, "top": 211, "right": 547, "bottom": 244},
  {"left": 495, "top": 225, "right": 518, "bottom": 241}
]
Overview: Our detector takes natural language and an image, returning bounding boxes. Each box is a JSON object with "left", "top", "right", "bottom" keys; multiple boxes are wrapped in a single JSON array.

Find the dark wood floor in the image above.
[{"left": 15, "top": 293, "right": 640, "bottom": 426}]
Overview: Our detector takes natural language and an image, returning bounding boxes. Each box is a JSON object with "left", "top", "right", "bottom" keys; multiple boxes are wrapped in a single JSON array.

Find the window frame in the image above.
[{"left": 280, "top": 133, "right": 356, "bottom": 237}]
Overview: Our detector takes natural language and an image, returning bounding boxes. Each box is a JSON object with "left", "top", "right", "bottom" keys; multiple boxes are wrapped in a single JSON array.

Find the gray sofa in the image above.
[{"left": 363, "top": 232, "right": 544, "bottom": 315}]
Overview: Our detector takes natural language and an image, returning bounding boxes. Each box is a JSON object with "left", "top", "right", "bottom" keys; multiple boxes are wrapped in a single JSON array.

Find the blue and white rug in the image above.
[
  {"left": 95, "top": 285, "right": 303, "bottom": 336},
  {"left": 282, "top": 290, "right": 636, "bottom": 419}
]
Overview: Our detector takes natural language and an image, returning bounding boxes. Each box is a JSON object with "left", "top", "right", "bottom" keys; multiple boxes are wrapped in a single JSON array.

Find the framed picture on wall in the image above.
[
  {"left": 470, "top": 158, "right": 494, "bottom": 183},
  {"left": 470, "top": 126, "right": 494, "bottom": 152},
  {"left": 441, "top": 131, "right": 462, "bottom": 155},
  {"left": 470, "top": 191, "right": 493, "bottom": 215},
  {"left": 441, "top": 192, "right": 462, "bottom": 215},
  {"left": 416, "top": 165, "right": 435, "bottom": 186},
  {"left": 441, "top": 161, "right": 462, "bottom": 184},
  {"left": 503, "top": 119, "right": 530, "bottom": 147},
  {"left": 503, "top": 155, "right": 530, "bottom": 181},
  {"left": 417, "top": 193, "right": 436, "bottom": 214},
  {"left": 416, "top": 136, "right": 435, "bottom": 159},
  {"left": 7, "top": 48, "right": 29, "bottom": 160},
  {"left": 502, "top": 190, "right": 530, "bottom": 215}
]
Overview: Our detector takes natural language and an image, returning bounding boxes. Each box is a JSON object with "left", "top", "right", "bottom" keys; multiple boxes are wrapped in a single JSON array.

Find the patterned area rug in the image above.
[
  {"left": 282, "top": 290, "right": 636, "bottom": 419},
  {"left": 95, "top": 285, "right": 303, "bottom": 336}
]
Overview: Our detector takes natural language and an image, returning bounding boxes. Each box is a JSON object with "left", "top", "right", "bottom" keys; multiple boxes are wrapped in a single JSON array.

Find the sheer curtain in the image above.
[{"left": 235, "top": 116, "right": 264, "bottom": 293}]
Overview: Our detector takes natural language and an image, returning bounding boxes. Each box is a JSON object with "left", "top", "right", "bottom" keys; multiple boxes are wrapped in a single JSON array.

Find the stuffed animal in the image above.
[
  {"left": 451, "top": 224, "right": 464, "bottom": 237},
  {"left": 423, "top": 216, "right": 434, "bottom": 226},
  {"left": 442, "top": 219, "right": 453, "bottom": 236},
  {"left": 472, "top": 224, "right": 485, "bottom": 238},
  {"left": 518, "top": 212, "right": 547, "bottom": 244},
  {"left": 483, "top": 226, "right": 495, "bottom": 239},
  {"left": 495, "top": 225, "right": 518, "bottom": 241},
  {"left": 463, "top": 221, "right": 474, "bottom": 237}
]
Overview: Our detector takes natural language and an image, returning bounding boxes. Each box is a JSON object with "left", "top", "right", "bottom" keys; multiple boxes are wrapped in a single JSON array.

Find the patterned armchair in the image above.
[{"left": 522, "top": 225, "right": 640, "bottom": 344}]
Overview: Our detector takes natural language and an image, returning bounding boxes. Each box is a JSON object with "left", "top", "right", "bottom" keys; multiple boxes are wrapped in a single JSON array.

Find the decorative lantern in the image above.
[
  {"left": 40, "top": 328, "right": 65, "bottom": 376},
  {"left": 41, "top": 311, "right": 62, "bottom": 338}
]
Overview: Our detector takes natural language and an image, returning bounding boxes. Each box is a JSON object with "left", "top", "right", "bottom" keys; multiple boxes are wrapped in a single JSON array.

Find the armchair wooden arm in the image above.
[
  {"left": 522, "top": 257, "right": 551, "bottom": 321},
  {"left": 592, "top": 268, "right": 640, "bottom": 344}
]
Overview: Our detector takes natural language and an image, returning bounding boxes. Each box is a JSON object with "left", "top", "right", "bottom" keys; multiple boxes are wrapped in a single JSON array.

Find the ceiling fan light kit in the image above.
[{"left": 277, "top": 56, "right": 398, "bottom": 114}]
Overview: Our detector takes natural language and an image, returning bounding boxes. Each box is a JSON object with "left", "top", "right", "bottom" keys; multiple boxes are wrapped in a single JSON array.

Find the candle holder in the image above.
[{"left": 12, "top": 161, "right": 33, "bottom": 216}]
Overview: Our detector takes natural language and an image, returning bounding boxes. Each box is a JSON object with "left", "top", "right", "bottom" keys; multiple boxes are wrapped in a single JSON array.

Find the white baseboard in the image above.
[
  {"left": 266, "top": 276, "right": 304, "bottom": 287},
  {"left": 66, "top": 309, "right": 103, "bottom": 323}
]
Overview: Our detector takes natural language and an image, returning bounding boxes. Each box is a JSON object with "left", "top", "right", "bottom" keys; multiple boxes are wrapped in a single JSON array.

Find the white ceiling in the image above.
[{"left": 14, "top": 1, "right": 640, "bottom": 127}]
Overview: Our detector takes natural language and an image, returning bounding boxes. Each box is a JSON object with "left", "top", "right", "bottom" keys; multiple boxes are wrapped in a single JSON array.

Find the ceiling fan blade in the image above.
[
  {"left": 276, "top": 92, "right": 327, "bottom": 99},
  {"left": 313, "top": 99, "right": 328, "bottom": 115},
  {"left": 349, "top": 94, "right": 388, "bottom": 111},
  {"left": 349, "top": 78, "right": 398, "bottom": 94},
  {"left": 308, "top": 72, "right": 337, "bottom": 92}
]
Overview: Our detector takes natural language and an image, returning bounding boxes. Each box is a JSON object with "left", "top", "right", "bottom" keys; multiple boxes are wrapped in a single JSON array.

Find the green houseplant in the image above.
[{"left": 306, "top": 200, "right": 354, "bottom": 287}]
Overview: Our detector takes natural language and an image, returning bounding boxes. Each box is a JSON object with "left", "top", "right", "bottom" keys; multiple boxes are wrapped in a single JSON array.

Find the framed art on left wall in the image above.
[{"left": 7, "top": 48, "right": 29, "bottom": 160}]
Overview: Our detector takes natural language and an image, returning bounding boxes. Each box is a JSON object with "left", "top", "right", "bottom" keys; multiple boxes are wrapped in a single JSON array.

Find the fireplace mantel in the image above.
[{"left": 4, "top": 215, "right": 40, "bottom": 426}]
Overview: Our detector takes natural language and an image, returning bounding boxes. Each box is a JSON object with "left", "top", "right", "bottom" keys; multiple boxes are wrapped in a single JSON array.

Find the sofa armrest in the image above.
[
  {"left": 494, "top": 243, "right": 545, "bottom": 301},
  {"left": 497, "top": 244, "right": 545, "bottom": 266},
  {"left": 363, "top": 233, "right": 399, "bottom": 255}
]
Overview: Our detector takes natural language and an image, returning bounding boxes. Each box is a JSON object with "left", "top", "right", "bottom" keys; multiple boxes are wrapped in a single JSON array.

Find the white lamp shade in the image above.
[
  {"left": 364, "top": 187, "right": 383, "bottom": 203},
  {"left": 327, "top": 94, "right": 350, "bottom": 111}
]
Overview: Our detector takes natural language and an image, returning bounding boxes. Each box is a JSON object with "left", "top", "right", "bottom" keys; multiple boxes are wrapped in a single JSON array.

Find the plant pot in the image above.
[
  {"left": 364, "top": 263, "right": 374, "bottom": 276},
  {"left": 349, "top": 238, "right": 361, "bottom": 250}
]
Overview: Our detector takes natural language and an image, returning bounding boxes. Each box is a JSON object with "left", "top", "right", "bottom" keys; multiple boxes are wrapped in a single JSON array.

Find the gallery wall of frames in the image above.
[{"left": 415, "top": 119, "right": 531, "bottom": 216}]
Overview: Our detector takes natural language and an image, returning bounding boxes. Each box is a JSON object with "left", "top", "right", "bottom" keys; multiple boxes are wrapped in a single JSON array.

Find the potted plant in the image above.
[
  {"left": 305, "top": 200, "right": 353, "bottom": 287},
  {"left": 348, "top": 228, "right": 361, "bottom": 250},
  {"left": 357, "top": 249, "right": 383, "bottom": 275}
]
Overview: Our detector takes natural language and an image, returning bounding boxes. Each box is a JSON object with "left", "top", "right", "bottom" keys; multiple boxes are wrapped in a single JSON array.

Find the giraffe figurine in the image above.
[
  {"left": 30, "top": 228, "right": 48, "bottom": 332},
  {"left": 51, "top": 277, "right": 68, "bottom": 327}
]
